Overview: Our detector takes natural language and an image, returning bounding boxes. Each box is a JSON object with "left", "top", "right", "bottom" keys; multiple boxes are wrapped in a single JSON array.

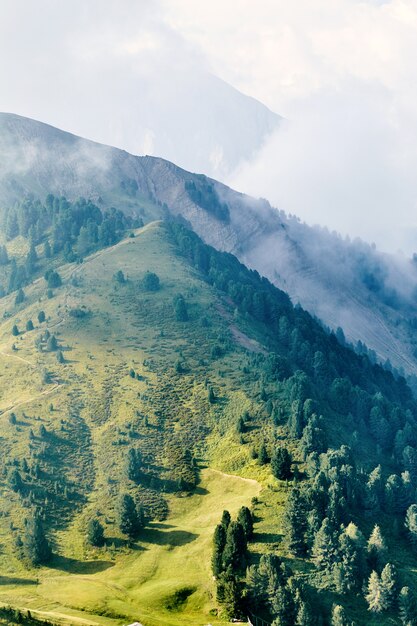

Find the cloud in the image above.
[
  {"left": 164, "top": 0, "right": 417, "bottom": 253},
  {"left": 2, "top": 0, "right": 417, "bottom": 252}
]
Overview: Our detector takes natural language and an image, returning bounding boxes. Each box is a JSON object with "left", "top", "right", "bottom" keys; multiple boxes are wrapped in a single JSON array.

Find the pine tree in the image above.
[
  {"left": 117, "top": 493, "right": 142, "bottom": 539},
  {"left": 237, "top": 506, "right": 253, "bottom": 539},
  {"left": 24, "top": 513, "right": 52, "bottom": 565},
  {"left": 221, "top": 510, "right": 231, "bottom": 529},
  {"left": 365, "top": 570, "right": 388, "bottom": 613},
  {"left": 258, "top": 442, "right": 268, "bottom": 465},
  {"left": 141, "top": 271, "right": 160, "bottom": 291},
  {"left": 114, "top": 270, "right": 126, "bottom": 284},
  {"left": 312, "top": 518, "right": 337, "bottom": 572},
  {"left": 212, "top": 523, "right": 226, "bottom": 576},
  {"left": 37, "top": 310, "right": 46, "bottom": 323},
  {"left": 216, "top": 566, "right": 242, "bottom": 620},
  {"left": 8, "top": 468, "right": 23, "bottom": 492},
  {"left": 26, "top": 319, "right": 34, "bottom": 331},
  {"left": 44, "top": 240, "right": 51, "bottom": 258},
  {"left": 11, "top": 324, "right": 19, "bottom": 336},
  {"left": 15, "top": 288, "right": 25, "bottom": 305},
  {"left": 271, "top": 447, "right": 292, "bottom": 480},
  {"left": 0, "top": 244, "right": 9, "bottom": 265},
  {"left": 87, "top": 518, "right": 105, "bottom": 547},
  {"left": 236, "top": 416, "right": 245, "bottom": 434},
  {"left": 380, "top": 563, "right": 397, "bottom": 609},
  {"left": 174, "top": 295, "right": 188, "bottom": 321},
  {"left": 126, "top": 448, "right": 141, "bottom": 482},
  {"left": 405, "top": 504, "right": 417, "bottom": 549},
  {"left": 284, "top": 488, "right": 308, "bottom": 557},
  {"left": 399, "top": 586, "right": 417, "bottom": 626},
  {"left": 208, "top": 386, "right": 216, "bottom": 403},
  {"left": 367, "top": 524, "right": 387, "bottom": 570},
  {"left": 45, "top": 270, "right": 62, "bottom": 289},
  {"left": 222, "top": 521, "right": 247, "bottom": 573},
  {"left": 56, "top": 350, "right": 64, "bottom": 363},
  {"left": 46, "top": 335, "right": 58, "bottom": 351},
  {"left": 331, "top": 605, "right": 350, "bottom": 626}
]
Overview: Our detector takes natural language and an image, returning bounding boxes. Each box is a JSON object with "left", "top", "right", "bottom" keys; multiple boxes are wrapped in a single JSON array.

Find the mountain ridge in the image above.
[{"left": 1, "top": 112, "right": 417, "bottom": 383}]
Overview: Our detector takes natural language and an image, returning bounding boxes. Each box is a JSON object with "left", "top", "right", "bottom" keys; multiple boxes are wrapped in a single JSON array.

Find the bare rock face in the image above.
[{"left": 1, "top": 112, "right": 417, "bottom": 379}]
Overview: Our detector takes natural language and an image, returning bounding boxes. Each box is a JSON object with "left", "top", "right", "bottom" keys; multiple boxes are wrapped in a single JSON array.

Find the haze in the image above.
[{"left": 1, "top": 0, "right": 417, "bottom": 253}]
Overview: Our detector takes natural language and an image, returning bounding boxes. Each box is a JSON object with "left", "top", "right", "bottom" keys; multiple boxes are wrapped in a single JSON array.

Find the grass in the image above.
[
  {"left": 0, "top": 469, "right": 260, "bottom": 626},
  {"left": 0, "top": 223, "right": 268, "bottom": 625},
  {"left": 0, "top": 221, "right": 408, "bottom": 625}
]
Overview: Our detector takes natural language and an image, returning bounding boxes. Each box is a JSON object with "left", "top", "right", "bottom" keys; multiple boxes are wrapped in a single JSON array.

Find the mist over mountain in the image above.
[{"left": 2, "top": 112, "right": 417, "bottom": 382}]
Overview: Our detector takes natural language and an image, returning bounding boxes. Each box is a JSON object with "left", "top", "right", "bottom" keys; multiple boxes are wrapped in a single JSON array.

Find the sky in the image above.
[{"left": 1, "top": 0, "right": 417, "bottom": 253}]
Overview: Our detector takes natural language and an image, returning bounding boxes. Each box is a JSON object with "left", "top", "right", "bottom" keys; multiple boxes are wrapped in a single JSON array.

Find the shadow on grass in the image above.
[
  {"left": 50, "top": 555, "right": 114, "bottom": 574},
  {"left": 254, "top": 531, "right": 284, "bottom": 544},
  {"left": 142, "top": 524, "right": 198, "bottom": 547},
  {"left": 0, "top": 575, "right": 38, "bottom": 586}
]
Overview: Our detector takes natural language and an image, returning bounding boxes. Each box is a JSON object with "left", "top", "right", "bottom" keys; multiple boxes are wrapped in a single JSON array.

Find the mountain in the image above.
[
  {"left": 5, "top": 68, "right": 280, "bottom": 181},
  {"left": 1, "top": 112, "right": 417, "bottom": 384},
  {"left": 0, "top": 215, "right": 416, "bottom": 626}
]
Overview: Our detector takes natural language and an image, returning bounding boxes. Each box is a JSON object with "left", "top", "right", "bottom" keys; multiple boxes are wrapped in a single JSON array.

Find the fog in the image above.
[{"left": 2, "top": 0, "right": 417, "bottom": 253}]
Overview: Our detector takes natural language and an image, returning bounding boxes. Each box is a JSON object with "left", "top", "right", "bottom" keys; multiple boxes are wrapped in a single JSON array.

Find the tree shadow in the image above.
[
  {"left": 0, "top": 575, "right": 38, "bottom": 586},
  {"left": 254, "top": 531, "right": 284, "bottom": 544},
  {"left": 142, "top": 524, "right": 198, "bottom": 547},
  {"left": 50, "top": 555, "right": 114, "bottom": 574}
]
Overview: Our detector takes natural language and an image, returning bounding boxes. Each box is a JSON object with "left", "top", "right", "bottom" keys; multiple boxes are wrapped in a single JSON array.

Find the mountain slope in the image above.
[
  {"left": 0, "top": 219, "right": 416, "bottom": 625},
  {"left": 1, "top": 112, "right": 417, "bottom": 384}
]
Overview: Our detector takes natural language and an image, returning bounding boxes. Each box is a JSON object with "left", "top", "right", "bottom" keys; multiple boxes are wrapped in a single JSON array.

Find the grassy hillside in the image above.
[
  {"left": 0, "top": 222, "right": 268, "bottom": 625},
  {"left": 0, "top": 220, "right": 416, "bottom": 625}
]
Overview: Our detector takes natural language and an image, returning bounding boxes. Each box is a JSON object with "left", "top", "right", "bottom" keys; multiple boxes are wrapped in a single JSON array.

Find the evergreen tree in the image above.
[
  {"left": 44, "top": 240, "right": 51, "bottom": 258},
  {"left": 117, "top": 493, "right": 142, "bottom": 539},
  {"left": 212, "top": 522, "right": 226, "bottom": 576},
  {"left": 56, "top": 350, "right": 64, "bottom": 363},
  {"left": 12, "top": 324, "right": 19, "bottom": 336},
  {"left": 86, "top": 518, "right": 105, "bottom": 547},
  {"left": 23, "top": 513, "right": 52, "bottom": 565},
  {"left": 270, "top": 584, "right": 296, "bottom": 626},
  {"left": 380, "top": 563, "right": 397, "bottom": 609},
  {"left": 45, "top": 270, "right": 62, "bottom": 289},
  {"left": 399, "top": 586, "right": 417, "bottom": 626},
  {"left": 8, "top": 468, "right": 23, "bottom": 492},
  {"left": 174, "top": 295, "right": 188, "bottom": 321},
  {"left": 237, "top": 506, "right": 253, "bottom": 539},
  {"left": 405, "top": 504, "right": 417, "bottom": 549},
  {"left": 216, "top": 566, "right": 242, "bottom": 619},
  {"left": 331, "top": 605, "right": 350, "bottom": 626},
  {"left": 365, "top": 570, "right": 388, "bottom": 613},
  {"left": 208, "top": 386, "right": 216, "bottom": 403},
  {"left": 312, "top": 517, "right": 337, "bottom": 572},
  {"left": 222, "top": 521, "right": 247, "bottom": 573},
  {"left": 15, "top": 288, "right": 25, "bottom": 305},
  {"left": 236, "top": 416, "right": 245, "bottom": 434},
  {"left": 114, "top": 270, "right": 126, "bottom": 284},
  {"left": 271, "top": 447, "right": 292, "bottom": 480},
  {"left": 258, "top": 442, "right": 268, "bottom": 465},
  {"left": 0, "top": 244, "right": 9, "bottom": 265},
  {"left": 221, "top": 510, "right": 231, "bottom": 529},
  {"left": 367, "top": 524, "right": 387, "bottom": 570},
  {"left": 37, "top": 310, "right": 46, "bottom": 323},
  {"left": 46, "top": 335, "right": 58, "bottom": 351},
  {"left": 141, "top": 271, "right": 160, "bottom": 291},
  {"left": 284, "top": 488, "right": 308, "bottom": 556},
  {"left": 126, "top": 448, "right": 142, "bottom": 482},
  {"left": 26, "top": 319, "right": 34, "bottom": 331}
]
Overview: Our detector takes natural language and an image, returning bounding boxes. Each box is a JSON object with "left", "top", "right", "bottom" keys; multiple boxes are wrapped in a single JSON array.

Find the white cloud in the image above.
[{"left": 2, "top": 0, "right": 417, "bottom": 252}]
